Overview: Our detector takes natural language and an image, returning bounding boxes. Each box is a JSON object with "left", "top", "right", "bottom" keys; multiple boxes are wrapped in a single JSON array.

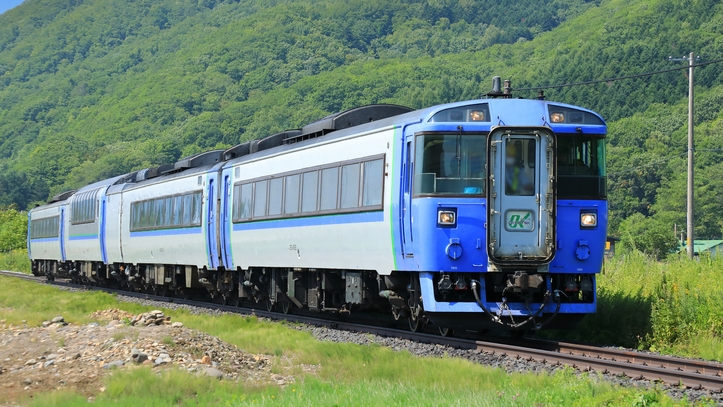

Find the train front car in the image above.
[{"left": 397, "top": 98, "right": 607, "bottom": 332}]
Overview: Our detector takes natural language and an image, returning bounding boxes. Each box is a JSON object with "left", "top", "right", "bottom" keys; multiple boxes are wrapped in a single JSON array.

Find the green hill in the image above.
[{"left": 1, "top": 0, "right": 723, "bottom": 241}]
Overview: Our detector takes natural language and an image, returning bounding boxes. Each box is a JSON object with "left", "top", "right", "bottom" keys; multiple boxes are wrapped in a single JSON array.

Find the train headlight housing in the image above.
[
  {"left": 580, "top": 212, "right": 597, "bottom": 228},
  {"left": 438, "top": 209, "right": 457, "bottom": 227},
  {"left": 550, "top": 112, "right": 565, "bottom": 123}
]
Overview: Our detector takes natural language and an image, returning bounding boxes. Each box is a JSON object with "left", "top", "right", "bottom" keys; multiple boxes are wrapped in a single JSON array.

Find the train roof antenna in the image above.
[{"left": 486, "top": 76, "right": 512, "bottom": 98}]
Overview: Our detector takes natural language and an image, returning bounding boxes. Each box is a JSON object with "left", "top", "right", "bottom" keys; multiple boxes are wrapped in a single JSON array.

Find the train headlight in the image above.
[
  {"left": 438, "top": 210, "right": 457, "bottom": 227},
  {"left": 550, "top": 112, "right": 565, "bottom": 123},
  {"left": 470, "top": 110, "right": 486, "bottom": 121},
  {"left": 580, "top": 212, "right": 597, "bottom": 228}
]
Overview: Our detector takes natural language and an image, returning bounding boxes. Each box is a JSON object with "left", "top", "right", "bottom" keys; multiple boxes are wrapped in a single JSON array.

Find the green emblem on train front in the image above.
[{"left": 505, "top": 210, "right": 534, "bottom": 231}]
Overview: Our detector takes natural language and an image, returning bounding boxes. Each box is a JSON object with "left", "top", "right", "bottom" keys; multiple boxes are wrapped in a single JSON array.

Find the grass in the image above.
[
  {"left": 27, "top": 366, "right": 705, "bottom": 407},
  {"left": 0, "top": 275, "right": 702, "bottom": 406},
  {"left": 0, "top": 249, "right": 31, "bottom": 274},
  {"left": 543, "top": 251, "right": 723, "bottom": 362}
]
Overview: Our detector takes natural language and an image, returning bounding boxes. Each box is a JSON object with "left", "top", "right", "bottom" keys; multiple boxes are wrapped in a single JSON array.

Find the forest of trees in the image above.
[{"left": 1, "top": 0, "right": 723, "bottom": 256}]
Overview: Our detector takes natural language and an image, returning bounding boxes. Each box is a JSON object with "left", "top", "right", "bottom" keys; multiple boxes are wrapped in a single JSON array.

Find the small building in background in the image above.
[
  {"left": 605, "top": 236, "right": 620, "bottom": 258},
  {"left": 680, "top": 240, "right": 723, "bottom": 257}
]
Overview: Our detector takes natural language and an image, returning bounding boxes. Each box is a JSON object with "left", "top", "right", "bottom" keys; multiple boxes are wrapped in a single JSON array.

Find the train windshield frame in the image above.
[
  {"left": 413, "top": 133, "right": 486, "bottom": 197},
  {"left": 557, "top": 133, "right": 606, "bottom": 199}
]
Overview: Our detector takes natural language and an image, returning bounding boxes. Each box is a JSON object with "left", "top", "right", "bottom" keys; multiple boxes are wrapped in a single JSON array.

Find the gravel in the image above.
[{"left": 57, "top": 285, "right": 723, "bottom": 403}]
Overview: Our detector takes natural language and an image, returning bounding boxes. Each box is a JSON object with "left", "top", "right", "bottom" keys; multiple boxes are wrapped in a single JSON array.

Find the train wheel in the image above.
[
  {"left": 408, "top": 315, "right": 425, "bottom": 332},
  {"left": 281, "top": 300, "right": 291, "bottom": 314},
  {"left": 231, "top": 294, "right": 240, "bottom": 307},
  {"left": 265, "top": 298, "right": 275, "bottom": 312},
  {"left": 438, "top": 327, "right": 454, "bottom": 337}
]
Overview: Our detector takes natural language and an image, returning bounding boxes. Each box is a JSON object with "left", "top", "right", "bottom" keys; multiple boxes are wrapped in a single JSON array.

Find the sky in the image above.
[{"left": 0, "top": 0, "right": 24, "bottom": 15}]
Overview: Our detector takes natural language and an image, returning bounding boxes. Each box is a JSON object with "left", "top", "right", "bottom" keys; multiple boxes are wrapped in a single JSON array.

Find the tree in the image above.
[
  {"left": 0, "top": 206, "right": 27, "bottom": 253},
  {"left": 618, "top": 214, "right": 679, "bottom": 260}
]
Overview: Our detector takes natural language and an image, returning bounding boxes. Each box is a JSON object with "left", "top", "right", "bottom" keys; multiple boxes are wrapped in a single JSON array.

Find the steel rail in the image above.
[{"left": 2, "top": 270, "right": 722, "bottom": 390}]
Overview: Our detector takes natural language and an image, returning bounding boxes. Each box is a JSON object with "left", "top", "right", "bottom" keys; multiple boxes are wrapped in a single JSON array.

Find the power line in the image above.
[{"left": 512, "top": 57, "right": 723, "bottom": 91}]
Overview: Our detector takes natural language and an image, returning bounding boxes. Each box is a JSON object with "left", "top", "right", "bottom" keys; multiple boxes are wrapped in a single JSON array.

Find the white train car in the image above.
[
  {"left": 224, "top": 124, "right": 396, "bottom": 275},
  {"left": 28, "top": 197, "right": 68, "bottom": 277},
  {"left": 105, "top": 152, "right": 225, "bottom": 292}
]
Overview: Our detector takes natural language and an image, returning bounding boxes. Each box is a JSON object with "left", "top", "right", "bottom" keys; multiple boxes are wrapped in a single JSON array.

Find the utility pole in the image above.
[{"left": 669, "top": 53, "right": 697, "bottom": 259}]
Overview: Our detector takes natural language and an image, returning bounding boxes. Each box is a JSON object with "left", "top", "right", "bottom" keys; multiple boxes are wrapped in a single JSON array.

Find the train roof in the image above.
[{"left": 36, "top": 97, "right": 606, "bottom": 202}]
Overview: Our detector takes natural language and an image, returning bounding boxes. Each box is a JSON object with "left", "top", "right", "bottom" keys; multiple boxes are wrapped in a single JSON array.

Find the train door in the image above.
[
  {"left": 206, "top": 175, "right": 220, "bottom": 269},
  {"left": 400, "top": 136, "right": 415, "bottom": 257},
  {"left": 219, "top": 169, "right": 233, "bottom": 269},
  {"left": 487, "top": 128, "right": 556, "bottom": 264},
  {"left": 99, "top": 190, "right": 108, "bottom": 264},
  {"left": 59, "top": 208, "right": 67, "bottom": 262}
]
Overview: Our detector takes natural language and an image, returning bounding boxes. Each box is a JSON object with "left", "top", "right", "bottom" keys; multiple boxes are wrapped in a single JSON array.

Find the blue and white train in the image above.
[{"left": 28, "top": 83, "right": 607, "bottom": 333}]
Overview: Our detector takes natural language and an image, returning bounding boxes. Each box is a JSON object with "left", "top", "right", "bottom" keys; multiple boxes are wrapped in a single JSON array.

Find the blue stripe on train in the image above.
[
  {"left": 129, "top": 227, "right": 202, "bottom": 238},
  {"left": 232, "top": 210, "right": 384, "bottom": 231}
]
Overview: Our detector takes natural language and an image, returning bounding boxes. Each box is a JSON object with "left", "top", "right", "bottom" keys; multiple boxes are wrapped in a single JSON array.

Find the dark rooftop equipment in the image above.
[
  {"left": 145, "top": 164, "right": 175, "bottom": 179},
  {"left": 224, "top": 141, "right": 251, "bottom": 161},
  {"left": 48, "top": 190, "right": 77, "bottom": 203},
  {"left": 172, "top": 150, "right": 224, "bottom": 172},
  {"left": 284, "top": 104, "right": 413, "bottom": 145},
  {"left": 251, "top": 130, "right": 301, "bottom": 153}
]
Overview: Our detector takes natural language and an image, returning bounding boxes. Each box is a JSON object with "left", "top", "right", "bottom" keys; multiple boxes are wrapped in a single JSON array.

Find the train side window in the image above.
[
  {"left": 340, "top": 163, "right": 361, "bottom": 209},
  {"left": 268, "top": 178, "right": 283, "bottom": 216},
  {"left": 154, "top": 199, "right": 162, "bottom": 227},
  {"left": 284, "top": 174, "right": 300, "bottom": 214},
  {"left": 362, "top": 159, "right": 384, "bottom": 207},
  {"left": 165, "top": 197, "right": 173, "bottom": 227},
  {"left": 320, "top": 167, "right": 339, "bottom": 211},
  {"left": 301, "top": 171, "right": 318, "bottom": 213},
  {"left": 237, "top": 184, "right": 252, "bottom": 220},
  {"left": 182, "top": 194, "right": 192, "bottom": 225},
  {"left": 191, "top": 192, "right": 202, "bottom": 225},
  {"left": 253, "top": 180, "right": 267, "bottom": 218}
]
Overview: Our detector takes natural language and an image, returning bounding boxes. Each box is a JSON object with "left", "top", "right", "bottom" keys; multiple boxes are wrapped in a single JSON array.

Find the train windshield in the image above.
[
  {"left": 557, "top": 134, "right": 606, "bottom": 199},
  {"left": 414, "top": 134, "right": 486, "bottom": 196}
]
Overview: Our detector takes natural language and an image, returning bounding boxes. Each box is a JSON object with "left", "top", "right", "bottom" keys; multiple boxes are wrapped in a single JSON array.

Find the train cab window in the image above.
[
  {"left": 320, "top": 167, "right": 339, "bottom": 211},
  {"left": 340, "top": 163, "right": 361, "bottom": 209},
  {"left": 505, "top": 139, "right": 535, "bottom": 196},
  {"left": 413, "top": 134, "right": 486, "bottom": 196},
  {"left": 268, "top": 178, "right": 283, "bottom": 216},
  {"left": 557, "top": 135, "right": 606, "bottom": 199},
  {"left": 254, "top": 180, "right": 268, "bottom": 217},
  {"left": 284, "top": 174, "right": 300, "bottom": 214},
  {"left": 301, "top": 171, "right": 318, "bottom": 213}
]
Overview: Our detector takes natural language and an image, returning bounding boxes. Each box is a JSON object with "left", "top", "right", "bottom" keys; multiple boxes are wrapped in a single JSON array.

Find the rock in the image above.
[
  {"left": 171, "top": 322, "right": 183, "bottom": 328},
  {"left": 130, "top": 349, "right": 148, "bottom": 364},
  {"left": 43, "top": 360, "right": 54, "bottom": 368},
  {"left": 51, "top": 316, "right": 65, "bottom": 324},
  {"left": 41, "top": 321, "right": 51, "bottom": 328},
  {"left": 22, "top": 378, "right": 32, "bottom": 385},
  {"left": 88, "top": 322, "right": 99, "bottom": 327},
  {"left": 204, "top": 367, "right": 224, "bottom": 380},
  {"left": 201, "top": 355, "right": 211, "bottom": 365},
  {"left": 24, "top": 359, "right": 37, "bottom": 366},
  {"left": 46, "top": 354, "right": 60, "bottom": 360},
  {"left": 103, "top": 360, "right": 124, "bottom": 369},
  {"left": 154, "top": 357, "right": 167, "bottom": 365}
]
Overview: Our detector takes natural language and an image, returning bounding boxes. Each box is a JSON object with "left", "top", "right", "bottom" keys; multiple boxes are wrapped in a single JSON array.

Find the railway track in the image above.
[{"left": 3, "top": 270, "right": 723, "bottom": 391}]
